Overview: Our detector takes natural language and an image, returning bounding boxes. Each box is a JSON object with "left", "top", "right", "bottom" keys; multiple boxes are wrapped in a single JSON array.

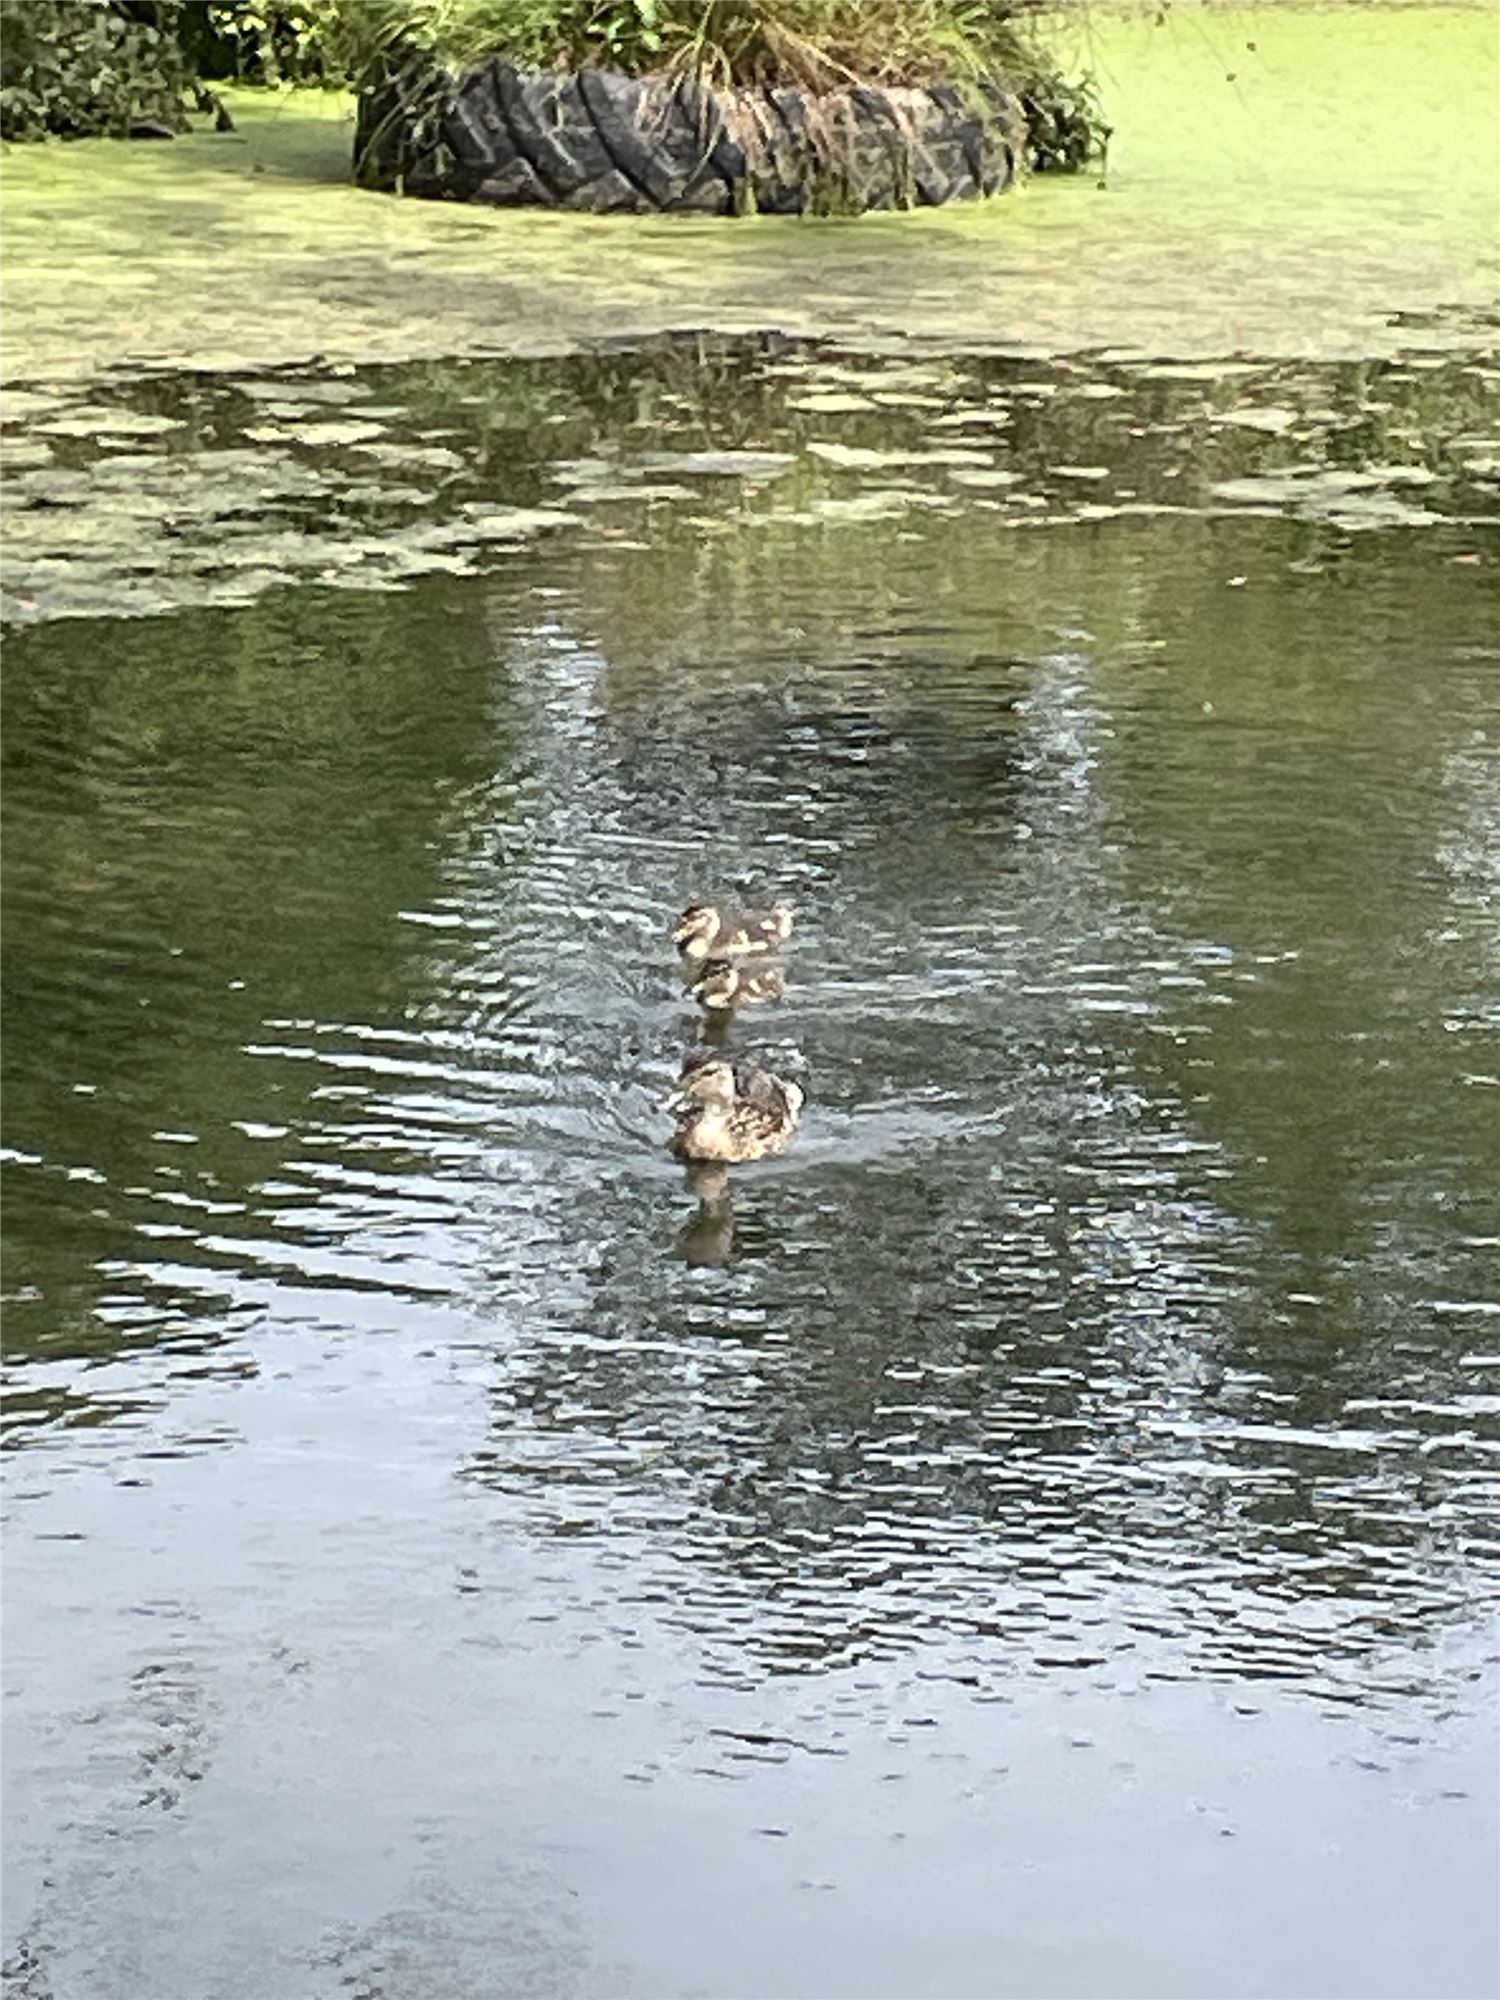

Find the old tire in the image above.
[{"left": 356, "top": 57, "right": 1023, "bottom": 216}]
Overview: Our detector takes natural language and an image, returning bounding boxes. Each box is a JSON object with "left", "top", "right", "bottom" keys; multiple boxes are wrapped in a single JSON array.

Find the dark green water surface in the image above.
[{"left": 3, "top": 333, "right": 1498, "bottom": 1998}]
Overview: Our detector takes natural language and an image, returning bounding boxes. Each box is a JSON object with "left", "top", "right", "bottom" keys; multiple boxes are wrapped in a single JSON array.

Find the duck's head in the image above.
[
  {"left": 666, "top": 1053, "right": 737, "bottom": 1113},
  {"left": 672, "top": 902, "right": 721, "bottom": 961}
]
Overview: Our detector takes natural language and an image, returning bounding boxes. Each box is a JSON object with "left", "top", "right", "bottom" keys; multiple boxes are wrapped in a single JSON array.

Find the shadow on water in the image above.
[{"left": 3, "top": 327, "right": 1498, "bottom": 1998}]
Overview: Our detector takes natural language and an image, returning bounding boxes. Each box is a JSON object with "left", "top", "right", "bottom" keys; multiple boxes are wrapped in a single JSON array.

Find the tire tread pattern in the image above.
[{"left": 357, "top": 59, "right": 1023, "bottom": 215}]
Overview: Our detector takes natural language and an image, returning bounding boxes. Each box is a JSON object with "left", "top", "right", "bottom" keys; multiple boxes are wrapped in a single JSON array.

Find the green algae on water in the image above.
[
  {"left": 1, "top": 9, "right": 1495, "bottom": 389},
  {"left": 3, "top": 334, "right": 1496, "bottom": 625}
]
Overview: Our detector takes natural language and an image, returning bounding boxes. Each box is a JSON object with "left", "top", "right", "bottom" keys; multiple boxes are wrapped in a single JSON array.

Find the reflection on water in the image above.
[{"left": 3, "top": 333, "right": 1498, "bottom": 1997}]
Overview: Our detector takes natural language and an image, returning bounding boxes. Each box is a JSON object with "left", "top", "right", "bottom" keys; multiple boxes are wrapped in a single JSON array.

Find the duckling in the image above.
[
  {"left": 667, "top": 1055, "right": 804, "bottom": 1164},
  {"left": 672, "top": 901, "right": 794, "bottom": 965},
  {"left": 689, "top": 957, "right": 785, "bottom": 1013}
]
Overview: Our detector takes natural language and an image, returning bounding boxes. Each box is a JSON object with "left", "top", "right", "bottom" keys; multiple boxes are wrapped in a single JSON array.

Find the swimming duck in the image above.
[
  {"left": 667, "top": 1055, "right": 804, "bottom": 1164},
  {"left": 672, "top": 901, "right": 794, "bottom": 965},
  {"left": 688, "top": 957, "right": 786, "bottom": 1012}
]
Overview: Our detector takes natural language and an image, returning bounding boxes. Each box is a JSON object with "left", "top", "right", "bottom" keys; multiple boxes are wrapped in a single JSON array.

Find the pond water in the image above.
[{"left": 3, "top": 328, "right": 1499, "bottom": 1997}]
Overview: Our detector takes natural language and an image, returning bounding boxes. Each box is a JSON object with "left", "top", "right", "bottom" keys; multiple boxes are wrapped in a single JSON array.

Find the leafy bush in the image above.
[
  {"left": 180, "top": 4, "right": 370, "bottom": 87},
  {"left": 0, "top": 0, "right": 195, "bottom": 140}
]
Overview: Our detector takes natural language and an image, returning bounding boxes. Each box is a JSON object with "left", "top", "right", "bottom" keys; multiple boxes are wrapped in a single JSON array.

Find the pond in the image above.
[{"left": 3, "top": 323, "right": 1498, "bottom": 1998}]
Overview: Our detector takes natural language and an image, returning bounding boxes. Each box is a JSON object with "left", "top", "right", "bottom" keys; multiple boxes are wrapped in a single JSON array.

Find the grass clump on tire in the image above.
[{"left": 346, "top": 0, "right": 1106, "bottom": 209}]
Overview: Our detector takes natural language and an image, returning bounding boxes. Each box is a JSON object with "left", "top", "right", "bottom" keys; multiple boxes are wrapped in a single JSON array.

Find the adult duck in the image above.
[{"left": 667, "top": 1054, "right": 803, "bottom": 1163}]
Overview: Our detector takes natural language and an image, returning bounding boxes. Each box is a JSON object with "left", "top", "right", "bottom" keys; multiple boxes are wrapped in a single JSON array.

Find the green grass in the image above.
[{"left": 335, "top": 0, "right": 1069, "bottom": 95}]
